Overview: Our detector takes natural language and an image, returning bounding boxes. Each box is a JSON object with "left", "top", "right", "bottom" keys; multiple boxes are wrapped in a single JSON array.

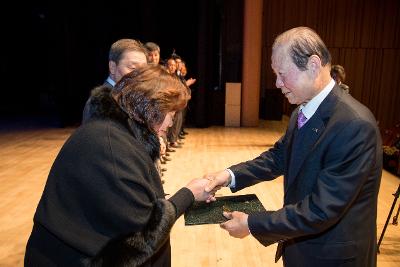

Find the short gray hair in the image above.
[
  {"left": 145, "top": 42, "right": 160, "bottom": 53},
  {"left": 273, "top": 27, "right": 331, "bottom": 70}
]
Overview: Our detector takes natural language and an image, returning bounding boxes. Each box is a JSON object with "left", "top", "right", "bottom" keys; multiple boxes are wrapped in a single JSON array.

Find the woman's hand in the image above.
[{"left": 185, "top": 178, "right": 215, "bottom": 201}]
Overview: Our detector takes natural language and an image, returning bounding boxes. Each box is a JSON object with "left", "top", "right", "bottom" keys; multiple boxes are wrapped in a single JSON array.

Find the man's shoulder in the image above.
[
  {"left": 322, "top": 88, "right": 377, "bottom": 132},
  {"left": 330, "top": 97, "right": 378, "bottom": 139}
]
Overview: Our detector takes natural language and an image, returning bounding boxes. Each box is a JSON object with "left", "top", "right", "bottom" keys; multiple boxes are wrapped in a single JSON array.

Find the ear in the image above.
[
  {"left": 109, "top": 61, "right": 117, "bottom": 75},
  {"left": 307, "top": 55, "right": 321, "bottom": 77}
]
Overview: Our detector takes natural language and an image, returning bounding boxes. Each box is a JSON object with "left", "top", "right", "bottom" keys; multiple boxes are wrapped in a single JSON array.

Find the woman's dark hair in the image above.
[
  {"left": 330, "top": 64, "right": 346, "bottom": 83},
  {"left": 112, "top": 64, "right": 190, "bottom": 130}
]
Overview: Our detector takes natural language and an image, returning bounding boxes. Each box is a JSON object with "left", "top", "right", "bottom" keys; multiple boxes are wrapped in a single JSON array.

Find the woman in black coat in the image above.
[{"left": 24, "top": 65, "right": 212, "bottom": 266}]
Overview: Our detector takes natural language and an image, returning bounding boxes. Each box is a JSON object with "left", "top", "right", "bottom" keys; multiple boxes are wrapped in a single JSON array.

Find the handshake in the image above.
[
  {"left": 184, "top": 169, "right": 251, "bottom": 239},
  {"left": 185, "top": 170, "right": 232, "bottom": 202}
]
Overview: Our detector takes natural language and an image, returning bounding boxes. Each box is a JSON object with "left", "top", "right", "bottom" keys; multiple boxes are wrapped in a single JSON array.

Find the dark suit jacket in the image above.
[{"left": 230, "top": 85, "right": 382, "bottom": 267}]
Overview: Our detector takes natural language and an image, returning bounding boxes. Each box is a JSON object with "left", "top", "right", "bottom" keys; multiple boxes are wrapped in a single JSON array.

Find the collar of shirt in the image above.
[
  {"left": 106, "top": 76, "right": 116, "bottom": 87},
  {"left": 299, "top": 79, "right": 335, "bottom": 119}
]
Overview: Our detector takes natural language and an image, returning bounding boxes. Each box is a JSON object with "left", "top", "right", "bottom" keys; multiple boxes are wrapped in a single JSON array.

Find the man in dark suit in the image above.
[
  {"left": 82, "top": 39, "right": 148, "bottom": 123},
  {"left": 205, "top": 27, "right": 382, "bottom": 267}
]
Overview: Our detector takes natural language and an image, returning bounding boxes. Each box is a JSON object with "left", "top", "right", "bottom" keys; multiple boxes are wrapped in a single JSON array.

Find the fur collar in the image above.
[
  {"left": 88, "top": 199, "right": 176, "bottom": 266},
  {"left": 85, "top": 85, "right": 160, "bottom": 161}
]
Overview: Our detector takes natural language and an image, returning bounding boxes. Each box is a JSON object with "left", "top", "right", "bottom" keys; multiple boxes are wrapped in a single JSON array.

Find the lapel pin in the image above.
[{"left": 312, "top": 128, "right": 319, "bottom": 133}]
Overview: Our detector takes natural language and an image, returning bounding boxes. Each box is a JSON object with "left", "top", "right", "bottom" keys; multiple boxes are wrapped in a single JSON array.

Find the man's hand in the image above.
[
  {"left": 203, "top": 170, "right": 232, "bottom": 203},
  {"left": 204, "top": 170, "right": 231, "bottom": 191},
  {"left": 220, "top": 211, "right": 250, "bottom": 239},
  {"left": 185, "top": 178, "right": 215, "bottom": 201},
  {"left": 186, "top": 78, "right": 196, "bottom": 87}
]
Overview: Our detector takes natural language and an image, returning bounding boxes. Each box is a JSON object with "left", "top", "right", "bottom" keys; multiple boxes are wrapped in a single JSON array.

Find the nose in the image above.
[{"left": 275, "top": 76, "right": 284, "bottom": 88}]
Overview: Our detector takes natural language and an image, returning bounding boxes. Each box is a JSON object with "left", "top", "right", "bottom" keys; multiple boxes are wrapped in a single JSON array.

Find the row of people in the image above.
[
  {"left": 146, "top": 42, "right": 195, "bottom": 147},
  {"left": 144, "top": 42, "right": 195, "bottom": 179},
  {"left": 25, "top": 26, "right": 381, "bottom": 267}
]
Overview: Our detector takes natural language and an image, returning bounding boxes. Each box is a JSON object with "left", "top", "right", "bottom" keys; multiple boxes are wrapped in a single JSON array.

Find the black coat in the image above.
[{"left": 25, "top": 85, "right": 194, "bottom": 266}]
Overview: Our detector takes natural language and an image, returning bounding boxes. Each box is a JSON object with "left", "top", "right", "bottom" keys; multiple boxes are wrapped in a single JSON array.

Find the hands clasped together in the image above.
[{"left": 185, "top": 170, "right": 250, "bottom": 239}]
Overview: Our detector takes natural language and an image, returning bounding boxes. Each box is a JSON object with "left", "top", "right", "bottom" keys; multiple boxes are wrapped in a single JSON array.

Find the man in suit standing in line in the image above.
[
  {"left": 82, "top": 39, "right": 148, "bottom": 123},
  {"left": 205, "top": 26, "right": 382, "bottom": 267}
]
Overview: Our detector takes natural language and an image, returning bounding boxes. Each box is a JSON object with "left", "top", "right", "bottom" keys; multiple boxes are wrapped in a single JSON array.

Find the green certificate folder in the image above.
[{"left": 184, "top": 194, "right": 266, "bottom": 225}]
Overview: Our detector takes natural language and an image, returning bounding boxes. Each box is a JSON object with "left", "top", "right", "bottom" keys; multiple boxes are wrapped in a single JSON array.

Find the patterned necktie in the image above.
[{"left": 297, "top": 110, "right": 307, "bottom": 129}]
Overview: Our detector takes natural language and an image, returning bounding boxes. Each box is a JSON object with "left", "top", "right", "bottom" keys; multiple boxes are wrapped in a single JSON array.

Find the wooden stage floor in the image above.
[{"left": 0, "top": 119, "right": 399, "bottom": 266}]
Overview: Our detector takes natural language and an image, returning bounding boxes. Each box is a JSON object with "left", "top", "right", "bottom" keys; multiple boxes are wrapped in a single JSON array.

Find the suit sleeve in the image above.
[
  {"left": 229, "top": 131, "right": 287, "bottom": 192},
  {"left": 247, "top": 119, "right": 380, "bottom": 246}
]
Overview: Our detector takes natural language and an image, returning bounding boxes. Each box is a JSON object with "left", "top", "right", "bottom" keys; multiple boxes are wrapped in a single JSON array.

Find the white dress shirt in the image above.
[
  {"left": 228, "top": 79, "right": 335, "bottom": 188},
  {"left": 106, "top": 76, "right": 116, "bottom": 87}
]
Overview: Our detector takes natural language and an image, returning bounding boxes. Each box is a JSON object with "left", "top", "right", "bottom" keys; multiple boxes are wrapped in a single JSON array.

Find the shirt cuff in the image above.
[{"left": 226, "top": 169, "right": 236, "bottom": 188}]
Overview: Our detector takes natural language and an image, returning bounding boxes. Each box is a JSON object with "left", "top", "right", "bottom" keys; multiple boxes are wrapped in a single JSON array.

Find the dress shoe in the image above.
[
  {"left": 161, "top": 168, "right": 167, "bottom": 172},
  {"left": 163, "top": 156, "right": 171, "bottom": 161},
  {"left": 181, "top": 130, "right": 188, "bottom": 135},
  {"left": 170, "top": 143, "right": 182, "bottom": 148}
]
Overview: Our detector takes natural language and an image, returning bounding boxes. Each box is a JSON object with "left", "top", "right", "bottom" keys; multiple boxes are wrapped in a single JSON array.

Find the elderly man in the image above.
[{"left": 205, "top": 27, "right": 382, "bottom": 267}]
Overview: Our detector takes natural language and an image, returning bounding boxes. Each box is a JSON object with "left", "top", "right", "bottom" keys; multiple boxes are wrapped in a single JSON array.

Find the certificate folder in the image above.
[{"left": 184, "top": 194, "right": 266, "bottom": 225}]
